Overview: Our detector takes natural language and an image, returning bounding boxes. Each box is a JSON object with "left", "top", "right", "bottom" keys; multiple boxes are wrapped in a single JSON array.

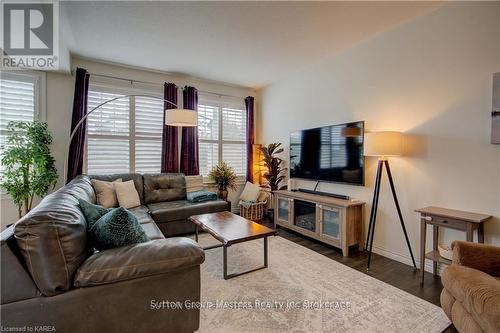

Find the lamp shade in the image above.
[
  {"left": 364, "top": 131, "right": 403, "bottom": 157},
  {"left": 165, "top": 109, "right": 198, "bottom": 127}
]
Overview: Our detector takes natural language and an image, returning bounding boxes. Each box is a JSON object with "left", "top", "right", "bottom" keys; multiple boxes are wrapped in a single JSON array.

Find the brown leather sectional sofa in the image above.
[{"left": 1, "top": 173, "right": 228, "bottom": 333}]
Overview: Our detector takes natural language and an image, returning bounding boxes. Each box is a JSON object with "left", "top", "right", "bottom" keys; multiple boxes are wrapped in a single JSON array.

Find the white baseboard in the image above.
[{"left": 371, "top": 244, "right": 446, "bottom": 275}]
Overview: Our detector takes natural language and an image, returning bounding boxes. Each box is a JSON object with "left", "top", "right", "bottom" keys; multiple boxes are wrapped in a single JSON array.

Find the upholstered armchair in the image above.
[{"left": 440, "top": 241, "right": 500, "bottom": 333}]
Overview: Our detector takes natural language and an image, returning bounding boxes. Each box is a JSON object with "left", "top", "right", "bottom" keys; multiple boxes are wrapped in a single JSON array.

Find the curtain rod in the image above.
[{"left": 71, "top": 70, "right": 248, "bottom": 99}]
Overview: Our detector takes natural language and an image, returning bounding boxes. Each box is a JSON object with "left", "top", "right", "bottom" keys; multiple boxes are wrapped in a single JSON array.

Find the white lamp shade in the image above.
[
  {"left": 364, "top": 131, "right": 403, "bottom": 157},
  {"left": 165, "top": 109, "right": 198, "bottom": 127}
]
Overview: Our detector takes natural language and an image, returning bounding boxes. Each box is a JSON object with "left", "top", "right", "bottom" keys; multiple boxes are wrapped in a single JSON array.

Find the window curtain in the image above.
[
  {"left": 245, "top": 96, "right": 255, "bottom": 182},
  {"left": 180, "top": 86, "right": 199, "bottom": 175},
  {"left": 67, "top": 67, "right": 90, "bottom": 183},
  {"left": 161, "top": 83, "right": 179, "bottom": 172}
]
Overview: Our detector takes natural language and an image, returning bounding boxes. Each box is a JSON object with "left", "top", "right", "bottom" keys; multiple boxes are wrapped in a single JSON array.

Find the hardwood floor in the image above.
[{"left": 257, "top": 217, "right": 456, "bottom": 332}]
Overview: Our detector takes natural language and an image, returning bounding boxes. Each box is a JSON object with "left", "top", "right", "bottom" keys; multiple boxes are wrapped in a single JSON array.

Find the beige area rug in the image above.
[{"left": 192, "top": 233, "right": 451, "bottom": 333}]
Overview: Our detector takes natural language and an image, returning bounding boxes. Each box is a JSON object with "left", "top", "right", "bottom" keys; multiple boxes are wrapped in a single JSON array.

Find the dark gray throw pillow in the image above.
[
  {"left": 78, "top": 199, "right": 110, "bottom": 229},
  {"left": 89, "top": 207, "right": 150, "bottom": 251}
]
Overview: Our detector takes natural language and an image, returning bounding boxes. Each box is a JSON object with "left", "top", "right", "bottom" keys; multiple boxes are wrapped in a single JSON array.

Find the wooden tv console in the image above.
[{"left": 274, "top": 190, "right": 365, "bottom": 256}]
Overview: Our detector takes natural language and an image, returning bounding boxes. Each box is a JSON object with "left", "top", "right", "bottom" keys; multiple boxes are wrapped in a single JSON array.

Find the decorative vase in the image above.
[{"left": 218, "top": 186, "right": 228, "bottom": 201}]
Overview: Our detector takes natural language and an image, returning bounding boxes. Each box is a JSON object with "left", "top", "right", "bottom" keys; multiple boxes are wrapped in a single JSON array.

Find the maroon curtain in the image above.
[
  {"left": 67, "top": 67, "right": 90, "bottom": 183},
  {"left": 180, "top": 86, "right": 199, "bottom": 175},
  {"left": 161, "top": 83, "right": 179, "bottom": 172},
  {"left": 245, "top": 96, "right": 255, "bottom": 182}
]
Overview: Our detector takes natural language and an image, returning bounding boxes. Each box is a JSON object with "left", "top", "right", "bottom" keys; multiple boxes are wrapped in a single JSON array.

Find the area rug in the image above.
[{"left": 193, "top": 234, "right": 451, "bottom": 333}]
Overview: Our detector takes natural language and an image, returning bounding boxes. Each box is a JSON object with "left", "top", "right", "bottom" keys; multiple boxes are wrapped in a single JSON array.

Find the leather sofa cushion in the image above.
[
  {"left": 148, "top": 200, "right": 228, "bottom": 223},
  {"left": 128, "top": 206, "right": 153, "bottom": 224},
  {"left": 143, "top": 173, "right": 186, "bottom": 204},
  {"left": 73, "top": 238, "right": 204, "bottom": 287},
  {"left": 1, "top": 226, "right": 40, "bottom": 304},
  {"left": 91, "top": 174, "right": 145, "bottom": 205},
  {"left": 140, "top": 222, "right": 165, "bottom": 240},
  {"left": 14, "top": 176, "right": 95, "bottom": 296},
  {"left": 442, "top": 264, "right": 500, "bottom": 332},
  {"left": 127, "top": 206, "right": 164, "bottom": 239}
]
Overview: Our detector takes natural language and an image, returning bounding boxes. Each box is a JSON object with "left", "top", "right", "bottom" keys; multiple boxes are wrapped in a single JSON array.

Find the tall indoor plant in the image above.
[
  {"left": 260, "top": 142, "right": 287, "bottom": 191},
  {"left": 208, "top": 161, "right": 237, "bottom": 201},
  {"left": 1, "top": 121, "right": 58, "bottom": 218}
]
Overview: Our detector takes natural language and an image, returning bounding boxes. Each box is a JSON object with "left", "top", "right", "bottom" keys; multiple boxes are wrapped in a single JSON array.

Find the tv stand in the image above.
[
  {"left": 298, "top": 188, "right": 350, "bottom": 200},
  {"left": 274, "top": 190, "right": 365, "bottom": 256}
]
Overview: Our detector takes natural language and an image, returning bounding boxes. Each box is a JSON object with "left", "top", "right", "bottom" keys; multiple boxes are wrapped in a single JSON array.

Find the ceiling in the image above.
[{"left": 61, "top": 1, "right": 443, "bottom": 89}]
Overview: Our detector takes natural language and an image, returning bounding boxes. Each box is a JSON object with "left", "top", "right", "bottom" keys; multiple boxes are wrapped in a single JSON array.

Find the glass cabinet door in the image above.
[
  {"left": 320, "top": 205, "right": 341, "bottom": 241},
  {"left": 277, "top": 197, "right": 291, "bottom": 223}
]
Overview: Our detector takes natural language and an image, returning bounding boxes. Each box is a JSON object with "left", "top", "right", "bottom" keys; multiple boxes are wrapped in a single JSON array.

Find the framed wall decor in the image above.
[{"left": 492, "top": 72, "right": 500, "bottom": 144}]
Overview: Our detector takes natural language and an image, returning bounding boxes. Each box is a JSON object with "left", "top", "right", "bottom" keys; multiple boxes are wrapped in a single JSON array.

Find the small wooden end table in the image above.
[
  {"left": 415, "top": 206, "right": 491, "bottom": 284},
  {"left": 189, "top": 211, "right": 277, "bottom": 280}
]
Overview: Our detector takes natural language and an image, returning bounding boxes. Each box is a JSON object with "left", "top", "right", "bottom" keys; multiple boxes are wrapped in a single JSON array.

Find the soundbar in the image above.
[{"left": 298, "top": 188, "right": 350, "bottom": 200}]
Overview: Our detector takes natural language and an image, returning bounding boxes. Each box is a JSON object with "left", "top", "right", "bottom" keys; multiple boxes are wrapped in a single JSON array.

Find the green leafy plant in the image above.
[
  {"left": 1, "top": 121, "right": 58, "bottom": 218},
  {"left": 260, "top": 142, "right": 287, "bottom": 191},
  {"left": 208, "top": 161, "right": 238, "bottom": 192}
]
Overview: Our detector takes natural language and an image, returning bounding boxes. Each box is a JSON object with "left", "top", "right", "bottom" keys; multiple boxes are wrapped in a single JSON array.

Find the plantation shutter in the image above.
[
  {"left": 86, "top": 90, "right": 130, "bottom": 174},
  {"left": 198, "top": 104, "right": 219, "bottom": 177},
  {"left": 222, "top": 106, "right": 247, "bottom": 176},
  {"left": 0, "top": 75, "right": 36, "bottom": 175},
  {"left": 135, "top": 96, "right": 163, "bottom": 173}
]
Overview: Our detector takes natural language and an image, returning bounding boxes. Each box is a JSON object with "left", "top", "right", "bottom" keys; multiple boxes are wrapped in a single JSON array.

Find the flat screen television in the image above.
[{"left": 289, "top": 121, "right": 365, "bottom": 185}]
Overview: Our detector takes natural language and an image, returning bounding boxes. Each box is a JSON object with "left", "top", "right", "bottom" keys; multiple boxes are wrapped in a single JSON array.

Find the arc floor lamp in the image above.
[
  {"left": 63, "top": 94, "right": 197, "bottom": 183},
  {"left": 364, "top": 131, "right": 416, "bottom": 270}
]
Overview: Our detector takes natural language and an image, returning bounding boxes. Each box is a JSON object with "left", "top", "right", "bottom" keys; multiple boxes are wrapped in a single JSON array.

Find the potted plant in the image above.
[
  {"left": 260, "top": 143, "right": 287, "bottom": 220},
  {"left": 1, "top": 121, "right": 58, "bottom": 218},
  {"left": 260, "top": 142, "right": 287, "bottom": 191},
  {"left": 208, "top": 161, "right": 237, "bottom": 201}
]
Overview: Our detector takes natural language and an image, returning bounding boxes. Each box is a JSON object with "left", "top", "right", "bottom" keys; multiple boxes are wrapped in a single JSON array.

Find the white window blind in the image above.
[
  {"left": 87, "top": 91, "right": 129, "bottom": 136},
  {"left": 0, "top": 74, "right": 37, "bottom": 175},
  {"left": 86, "top": 88, "right": 164, "bottom": 175},
  {"left": 198, "top": 100, "right": 247, "bottom": 178},
  {"left": 87, "top": 91, "right": 130, "bottom": 174},
  {"left": 134, "top": 96, "right": 163, "bottom": 173}
]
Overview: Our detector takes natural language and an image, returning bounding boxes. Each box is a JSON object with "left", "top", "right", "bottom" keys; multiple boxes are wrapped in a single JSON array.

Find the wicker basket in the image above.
[{"left": 239, "top": 201, "right": 267, "bottom": 220}]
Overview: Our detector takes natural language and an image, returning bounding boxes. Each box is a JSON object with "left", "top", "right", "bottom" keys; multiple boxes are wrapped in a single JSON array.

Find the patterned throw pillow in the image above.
[
  {"left": 78, "top": 199, "right": 111, "bottom": 229},
  {"left": 89, "top": 207, "right": 149, "bottom": 251}
]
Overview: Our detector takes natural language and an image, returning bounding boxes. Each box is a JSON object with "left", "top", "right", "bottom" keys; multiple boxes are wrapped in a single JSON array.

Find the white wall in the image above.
[
  {"left": 1, "top": 57, "right": 255, "bottom": 228},
  {"left": 258, "top": 2, "right": 500, "bottom": 269}
]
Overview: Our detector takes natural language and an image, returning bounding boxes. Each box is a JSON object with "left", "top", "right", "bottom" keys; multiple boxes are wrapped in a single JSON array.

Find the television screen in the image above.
[{"left": 290, "top": 121, "right": 364, "bottom": 185}]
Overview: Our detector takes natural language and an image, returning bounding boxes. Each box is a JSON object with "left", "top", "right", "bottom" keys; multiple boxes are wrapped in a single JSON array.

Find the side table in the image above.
[{"left": 415, "top": 206, "right": 491, "bottom": 284}]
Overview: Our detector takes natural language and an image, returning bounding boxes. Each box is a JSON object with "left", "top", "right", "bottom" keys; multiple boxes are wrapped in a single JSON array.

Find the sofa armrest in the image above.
[
  {"left": 74, "top": 237, "right": 204, "bottom": 287},
  {"left": 452, "top": 241, "right": 500, "bottom": 277}
]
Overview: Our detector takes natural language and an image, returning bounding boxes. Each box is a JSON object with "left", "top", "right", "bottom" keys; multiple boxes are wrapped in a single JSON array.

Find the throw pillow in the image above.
[
  {"left": 78, "top": 199, "right": 111, "bottom": 229},
  {"left": 114, "top": 180, "right": 141, "bottom": 209},
  {"left": 257, "top": 191, "right": 268, "bottom": 203},
  {"left": 186, "top": 175, "right": 204, "bottom": 193},
  {"left": 89, "top": 207, "right": 149, "bottom": 251},
  {"left": 91, "top": 179, "right": 122, "bottom": 208},
  {"left": 239, "top": 181, "right": 261, "bottom": 202}
]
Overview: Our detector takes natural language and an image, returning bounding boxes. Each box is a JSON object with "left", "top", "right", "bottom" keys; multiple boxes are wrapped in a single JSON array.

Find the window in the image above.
[
  {"left": 0, "top": 72, "right": 44, "bottom": 175},
  {"left": 85, "top": 86, "right": 248, "bottom": 178},
  {"left": 198, "top": 97, "right": 247, "bottom": 178},
  {"left": 86, "top": 87, "right": 163, "bottom": 174}
]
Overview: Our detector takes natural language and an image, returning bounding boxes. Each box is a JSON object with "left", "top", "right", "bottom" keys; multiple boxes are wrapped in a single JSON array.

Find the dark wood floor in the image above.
[{"left": 257, "top": 217, "right": 456, "bottom": 332}]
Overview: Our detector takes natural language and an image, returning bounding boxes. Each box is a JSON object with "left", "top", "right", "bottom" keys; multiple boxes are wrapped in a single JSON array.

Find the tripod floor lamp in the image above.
[
  {"left": 63, "top": 94, "right": 197, "bottom": 183},
  {"left": 364, "top": 131, "right": 416, "bottom": 270}
]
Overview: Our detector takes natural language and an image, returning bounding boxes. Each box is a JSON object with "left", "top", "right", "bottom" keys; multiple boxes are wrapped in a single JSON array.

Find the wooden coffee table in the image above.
[{"left": 189, "top": 211, "right": 278, "bottom": 280}]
